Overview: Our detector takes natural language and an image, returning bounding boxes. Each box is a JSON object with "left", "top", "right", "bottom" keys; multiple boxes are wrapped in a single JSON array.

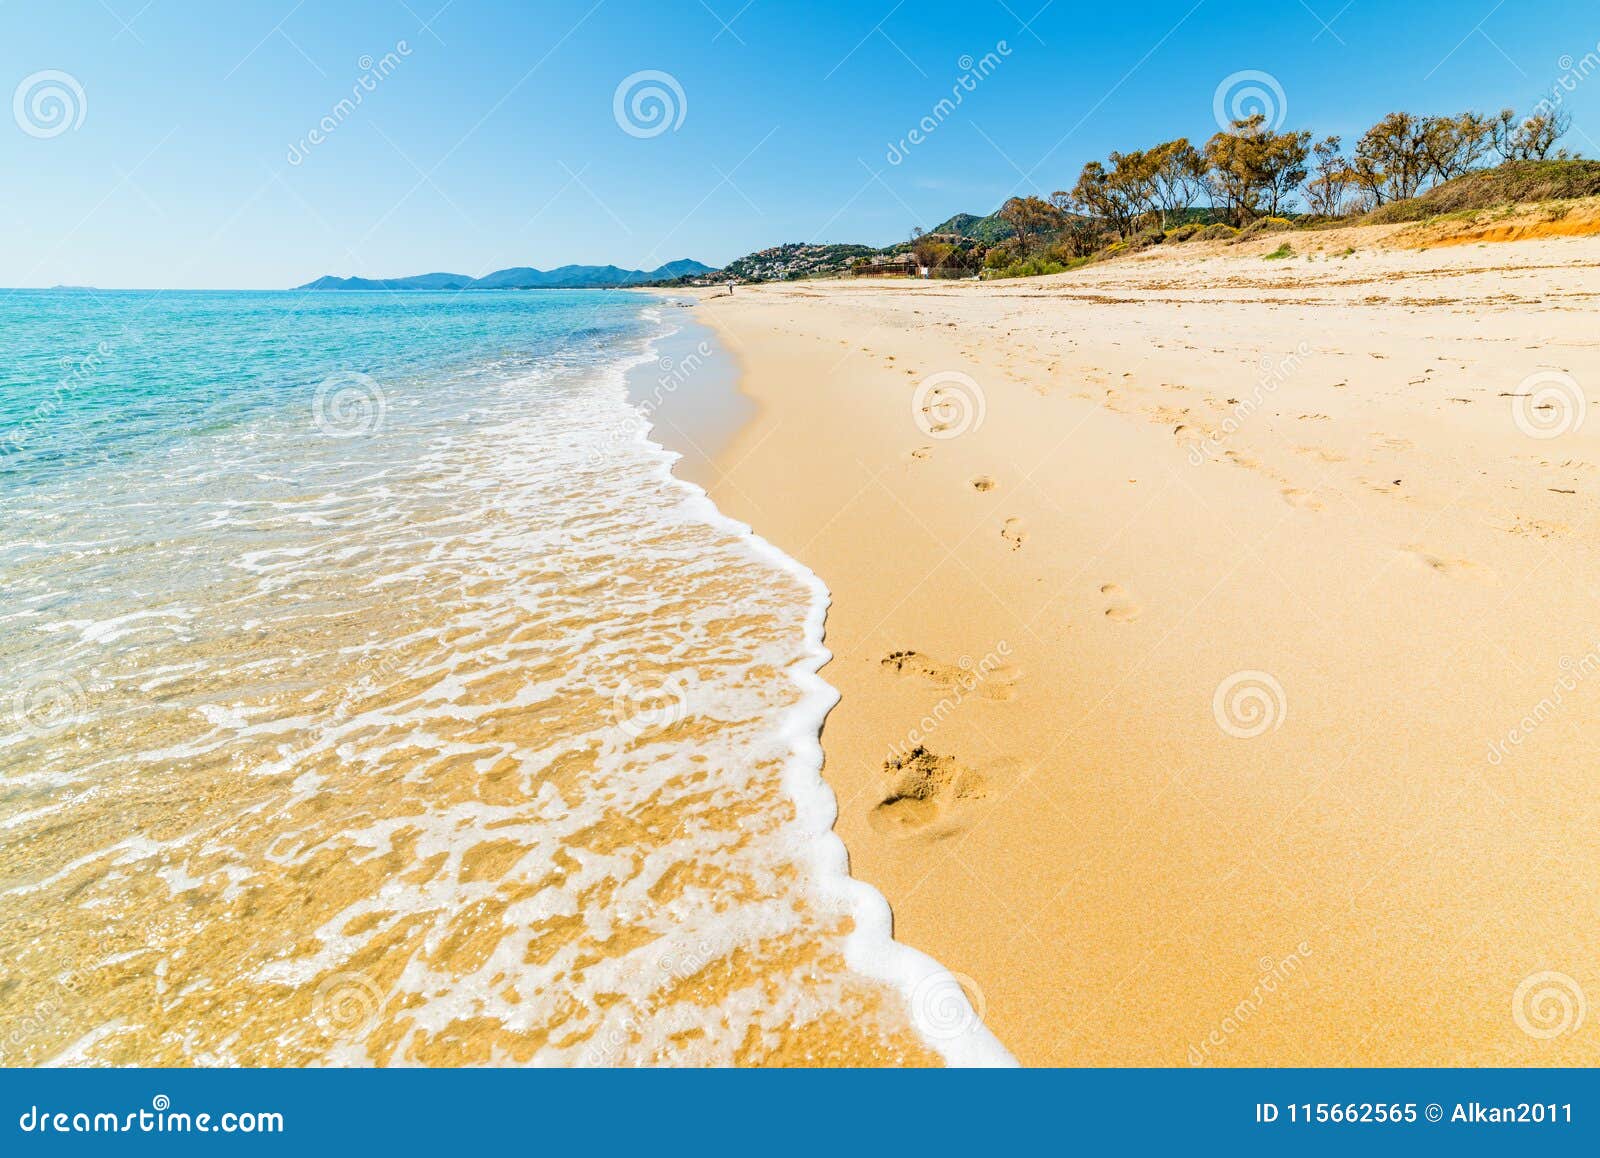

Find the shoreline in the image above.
[
  {"left": 686, "top": 226, "right": 1600, "bottom": 1066},
  {"left": 627, "top": 305, "right": 1014, "bottom": 1067}
]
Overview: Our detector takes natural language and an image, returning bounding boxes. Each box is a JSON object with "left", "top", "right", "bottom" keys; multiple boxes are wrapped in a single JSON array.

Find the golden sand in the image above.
[{"left": 689, "top": 220, "right": 1600, "bottom": 1066}]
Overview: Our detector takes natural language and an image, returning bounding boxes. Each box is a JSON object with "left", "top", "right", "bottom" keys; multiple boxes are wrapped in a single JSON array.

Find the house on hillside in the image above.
[{"left": 852, "top": 253, "right": 918, "bottom": 277}]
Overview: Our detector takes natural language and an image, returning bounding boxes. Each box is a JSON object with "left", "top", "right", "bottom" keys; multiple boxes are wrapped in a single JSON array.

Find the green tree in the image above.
[{"left": 1304, "top": 136, "right": 1352, "bottom": 217}]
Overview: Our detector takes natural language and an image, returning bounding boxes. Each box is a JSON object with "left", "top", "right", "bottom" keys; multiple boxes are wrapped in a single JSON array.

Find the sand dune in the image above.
[{"left": 683, "top": 219, "right": 1600, "bottom": 1065}]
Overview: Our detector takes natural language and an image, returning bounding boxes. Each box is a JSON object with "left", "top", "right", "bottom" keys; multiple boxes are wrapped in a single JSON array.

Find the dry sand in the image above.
[{"left": 678, "top": 214, "right": 1600, "bottom": 1066}]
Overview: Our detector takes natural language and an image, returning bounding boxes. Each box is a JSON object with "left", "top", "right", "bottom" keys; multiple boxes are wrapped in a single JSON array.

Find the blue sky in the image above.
[{"left": 3, "top": 0, "right": 1596, "bottom": 288}]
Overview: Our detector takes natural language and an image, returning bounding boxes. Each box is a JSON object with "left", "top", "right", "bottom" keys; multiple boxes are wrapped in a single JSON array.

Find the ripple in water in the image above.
[{"left": 0, "top": 293, "right": 1004, "bottom": 1066}]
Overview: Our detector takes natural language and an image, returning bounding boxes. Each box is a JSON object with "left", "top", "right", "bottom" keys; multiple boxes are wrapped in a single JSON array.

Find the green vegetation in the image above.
[
  {"left": 968, "top": 103, "right": 1579, "bottom": 278},
  {"left": 720, "top": 242, "right": 877, "bottom": 282},
  {"left": 1365, "top": 159, "right": 1600, "bottom": 222},
  {"left": 704, "top": 104, "right": 1583, "bottom": 284}
]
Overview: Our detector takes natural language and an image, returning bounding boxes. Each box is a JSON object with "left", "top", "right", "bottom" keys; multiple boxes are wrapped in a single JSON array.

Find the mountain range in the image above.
[{"left": 294, "top": 259, "right": 712, "bottom": 291}]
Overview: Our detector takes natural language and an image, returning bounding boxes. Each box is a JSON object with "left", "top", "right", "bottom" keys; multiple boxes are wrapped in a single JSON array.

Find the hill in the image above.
[
  {"left": 1364, "top": 159, "right": 1600, "bottom": 223},
  {"left": 719, "top": 243, "right": 878, "bottom": 282},
  {"left": 295, "top": 259, "right": 712, "bottom": 291},
  {"left": 296, "top": 272, "right": 474, "bottom": 291},
  {"left": 928, "top": 211, "right": 1016, "bottom": 243}
]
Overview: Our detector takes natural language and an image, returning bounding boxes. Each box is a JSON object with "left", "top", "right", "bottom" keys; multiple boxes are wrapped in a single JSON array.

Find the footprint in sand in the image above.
[
  {"left": 1001, "top": 517, "right": 1027, "bottom": 551},
  {"left": 971, "top": 475, "right": 996, "bottom": 492},
  {"left": 1294, "top": 445, "right": 1348, "bottom": 464},
  {"left": 1400, "top": 547, "right": 1499, "bottom": 585},
  {"left": 869, "top": 746, "right": 988, "bottom": 838},
  {"left": 1100, "top": 583, "right": 1143, "bottom": 622},
  {"left": 1281, "top": 487, "right": 1323, "bottom": 510},
  {"left": 881, "top": 650, "right": 1020, "bottom": 700}
]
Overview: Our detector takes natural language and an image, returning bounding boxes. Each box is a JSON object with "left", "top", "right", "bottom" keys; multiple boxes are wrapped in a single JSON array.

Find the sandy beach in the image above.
[{"left": 675, "top": 217, "right": 1600, "bottom": 1066}]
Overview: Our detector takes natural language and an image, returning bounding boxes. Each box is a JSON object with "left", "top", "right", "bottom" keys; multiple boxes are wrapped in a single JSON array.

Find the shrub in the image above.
[
  {"left": 1365, "top": 159, "right": 1600, "bottom": 223},
  {"left": 1233, "top": 216, "right": 1296, "bottom": 241},
  {"left": 1166, "top": 222, "right": 1204, "bottom": 242},
  {"left": 992, "top": 257, "right": 1067, "bottom": 279},
  {"left": 1196, "top": 223, "right": 1239, "bottom": 241},
  {"left": 1263, "top": 242, "right": 1295, "bottom": 260}
]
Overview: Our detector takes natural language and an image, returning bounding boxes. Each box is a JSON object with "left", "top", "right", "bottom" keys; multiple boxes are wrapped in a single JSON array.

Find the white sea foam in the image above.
[
  {"left": 619, "top": 310, "right": 1014, "bottom": 1067},
  {"left": 0, "top": 298, "right": 1012, "bottom": 1067}
]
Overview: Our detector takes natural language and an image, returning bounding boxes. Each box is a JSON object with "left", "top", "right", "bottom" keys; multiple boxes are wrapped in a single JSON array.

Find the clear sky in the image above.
[{"left": 3, "top": 0, "right": 1596, "bottom": 288}]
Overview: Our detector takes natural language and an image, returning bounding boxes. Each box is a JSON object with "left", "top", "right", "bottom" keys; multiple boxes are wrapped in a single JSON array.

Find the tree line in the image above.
[{"left": 985, "top": 105, "right": 1574, "bottom": 263}]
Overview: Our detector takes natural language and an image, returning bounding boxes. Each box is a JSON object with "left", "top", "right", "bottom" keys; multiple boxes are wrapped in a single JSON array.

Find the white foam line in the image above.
[{"left": 619, "top": 300, "right": 1016, "bottom": 1068}]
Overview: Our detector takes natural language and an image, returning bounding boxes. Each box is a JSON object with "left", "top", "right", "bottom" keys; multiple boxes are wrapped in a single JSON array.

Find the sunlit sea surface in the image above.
[{"left": 0, "top": 289, "right": 994, "bottom": 1066}]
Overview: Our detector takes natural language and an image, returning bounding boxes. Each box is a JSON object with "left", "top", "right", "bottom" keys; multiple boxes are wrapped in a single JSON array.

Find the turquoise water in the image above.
[
  {"left": 0, "top": 288, "right": 1000, "bottom": 1066},
  {"left": 0, "top": 289, "right": 651, "bottom": 486}
]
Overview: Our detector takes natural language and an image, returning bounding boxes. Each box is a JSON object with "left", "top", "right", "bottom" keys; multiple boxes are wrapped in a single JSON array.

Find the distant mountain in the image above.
[
  {"left": 929, "top": 211, "right": 1016, "bottom": 243},
  {"left": 295, "top": 260, "right": 712, "bottom": 291},
  {"left": 296, "top": 272, "right": 474, "bottom": 291}
]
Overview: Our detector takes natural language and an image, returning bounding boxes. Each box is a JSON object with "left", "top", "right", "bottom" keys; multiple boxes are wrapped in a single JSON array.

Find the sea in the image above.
[{"left": 0, "top": 288, "right": 1009, "bottom": 1067}]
